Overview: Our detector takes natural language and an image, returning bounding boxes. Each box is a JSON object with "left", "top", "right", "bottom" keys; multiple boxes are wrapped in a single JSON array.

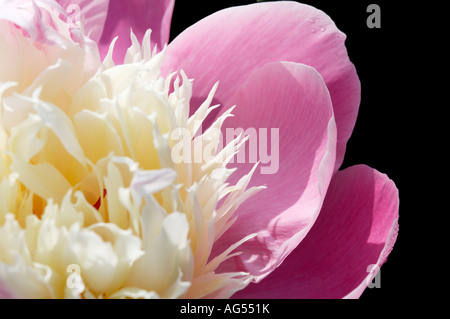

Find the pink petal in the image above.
[
  {"left": 0, "top": 1, "right": 68, "bottom": 47},
  {"left": 0, "top": 281, "right": 14, "bottom": 299},
  {"left": 212, "top": 61, "right": 337, "bottom": 282},
  {"left": 98, "top": 0, "right": 175, "bottom": 63},
  {"left": 162, "top": 1, "right": 360, "bottom": 171},
  {"left": 233, "top": 165, "right": 399, "bottom": 299},
  {"left": 56, "top": 0, "right": 110, "bottom": 43}
]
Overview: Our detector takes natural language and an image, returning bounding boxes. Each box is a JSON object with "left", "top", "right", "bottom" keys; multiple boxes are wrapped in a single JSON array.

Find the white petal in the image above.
[
  {"left": 10, "top": 154, "right": 71, "bottom": 202},
  {"left": 33, "top": 100, "right": 86, "bottom": 167},
  {"left": 130, "top": 168, "right": 177, "bottom": 198}
]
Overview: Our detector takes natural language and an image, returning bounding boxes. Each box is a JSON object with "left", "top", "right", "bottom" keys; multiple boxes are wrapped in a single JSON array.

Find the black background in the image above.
[
  {"left": 2, "top": 0, "right": 428, "bottom": 318},
  {"left": 0, "top": 0, "right": 429, "bottom": 313},
  {"left": 169, "top": 0, "right": 417, "bottom": 303}
]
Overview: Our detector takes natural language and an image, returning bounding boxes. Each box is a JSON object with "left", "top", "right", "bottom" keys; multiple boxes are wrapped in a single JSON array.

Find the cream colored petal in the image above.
[
  {"left": 102, "top": 36, "right": 118, "bottom": 69},
  {"left": 128, "top": 106, "right": 161, "bottom": 170},
  {"left": 104, "top": 160, "right": 128, "bottom": 229},
  {"left": 102, "top": 63, "right": 141, "bottom": 98},
  {"left": 23, "top": 59, "right": 72, "bottom": 106},
  {"left": 0, "top": 22, "right": 47, "bottom": 89},
  {"left": 183, "top": 187, "right": 206, "bottom": 257},
  {"left": 10, "top": 154, "right": 71, "bottom": 203},
  {"left": 0, "top": 174, "right": 19, "bottom": 224},
  {"left": 141, "top": 29, "right": 153, "bottom": 61},
  {"left": 72, "top": 190, "right": 103, "bottom": 226},
  {"left": 34, "top": 208, "right": 73, "bottom": 274},
  {"left": 0, "top": 214, "right": 31, "bottom": 265},
  {"left": 186, "top": 82, "right": 219, "bottom": 136},
  {"left": 124, "top": 30, "right": 141, "bottom": 64},
  {"left": 53, "top": 190, "right": 84, "bottom": 228},
  {"left": 153, "top": 121, "right": 175, "bottom": 171},
  {"left": 33, "top": 100, "right": 86, "bottom": 167},
  {"left": 130, "top": 168, "right": 177, "bottom": 199},
  {"left": 172, "top": 71, "right": 192, "bottom": 127},
  {"left": 24, "top": 214, "right": 41, "bottom": 259},
  {"left": 108, "top": 287, "right": 159, "bottom": 299},
  {"left": 126, "top": 212, "right": 193, "bottom": 293},
  {"left": 88, "top": 223, "right": 143, "bottom": 267},
  {"left": 70, "top": 71, "right": 108, "bottom": 116},
  {"left": 2, "top": 91, "right": 34, "bottom": 133},
  {"left": 16, "top": 182, "right": 34, "bottom": 227},
  {"left": 9, "top": 114, "right": 44, "bottom": 162},
  {"left": 0, "top": 255, "right": 53, "bottom": 298},
  {"left": 65, "top": 223, "right": 119, "bottom": 295},
  {"left": 74, "top": 110, "right": 124, "bottom": 164},
  {"left": 160, "top": 269, "right": 191, "bottom": 299},
  {"left": 86, "top": 223, "right": 143, "bottom": 296}
]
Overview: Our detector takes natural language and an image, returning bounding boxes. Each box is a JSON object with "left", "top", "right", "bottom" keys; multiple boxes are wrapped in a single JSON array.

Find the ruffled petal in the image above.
[
  {"left": 98, "top": 0, "right": 175, "bottom": 63},
  {"left": 0, "top": 0, "right": 71, "bottom": 47},
  {"left": 162, "top": 1, "right": 360, "bottom": 170},
  {"left": 57, "top": 0, "right": 109, "bottom": 43},
  {"left": 211, "top": 61, "right": 336, "bottom": 281},
  {"left": 233, "top": 165, "right": 399, "bottom": 299}
]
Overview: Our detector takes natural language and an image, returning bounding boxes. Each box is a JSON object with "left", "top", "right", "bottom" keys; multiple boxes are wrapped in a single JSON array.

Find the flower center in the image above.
[{"left": 0, "top": 24, "right": 263, "bottom": 299}]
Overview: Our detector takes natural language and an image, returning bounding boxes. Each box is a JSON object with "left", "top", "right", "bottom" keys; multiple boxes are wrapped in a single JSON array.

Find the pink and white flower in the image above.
[{"left": 0, "top": 0, "right": 399, "bottom": 299}]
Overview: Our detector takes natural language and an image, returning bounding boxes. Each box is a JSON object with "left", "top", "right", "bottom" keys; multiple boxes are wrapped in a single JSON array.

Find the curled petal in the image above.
[
  {"left": 0, "top": 0, "right": 102, "bottom": 51},
  {"left": 212, "top": 61, "right": 336, "bottom": 281},
  {"left": 163, "top": 1, "right": 360, "bottom": 170},
  {"left": 56, "top": 0, "right": 110, "bottom": 43},
  {"left": 234, "top": 165, "right": 399, "bottom": 299}
]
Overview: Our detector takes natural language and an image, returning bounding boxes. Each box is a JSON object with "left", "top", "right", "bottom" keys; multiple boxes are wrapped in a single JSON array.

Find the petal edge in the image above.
[{"left": 233, "top": 165, "right": 399, "bottom": 299}]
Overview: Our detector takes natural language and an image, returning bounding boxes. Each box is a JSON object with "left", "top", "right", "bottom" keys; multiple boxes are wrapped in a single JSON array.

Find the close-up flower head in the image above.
[{"left": 0, "top": 0, "right": 399, "bottom": 299}]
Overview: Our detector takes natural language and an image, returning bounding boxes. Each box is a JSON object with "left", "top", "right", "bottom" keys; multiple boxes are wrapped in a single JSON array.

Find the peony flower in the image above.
[{"left": 0, "top": 0, "right": 399, "bottom": 299}]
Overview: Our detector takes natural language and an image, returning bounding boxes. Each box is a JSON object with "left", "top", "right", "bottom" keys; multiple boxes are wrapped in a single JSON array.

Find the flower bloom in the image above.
[{"left": 0, "top": 0, "right": 399, "bottom": 299}]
